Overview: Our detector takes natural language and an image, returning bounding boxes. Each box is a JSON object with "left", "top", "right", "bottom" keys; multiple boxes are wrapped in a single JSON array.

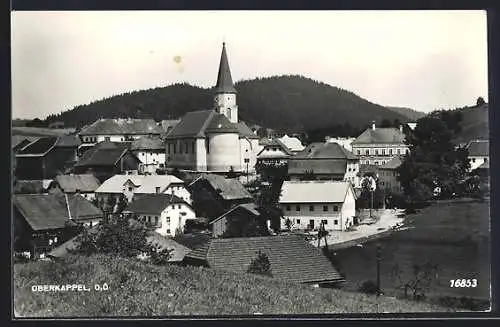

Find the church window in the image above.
[
  {"left": 227, "top": 108, "right": 232, "bottom": 120},
  {"left": 185, "top": 141, "right": 189, "bottom": 153},
  {"left": 173, "top": 143, "right": 176, "bottom": 154},
  {"left": 192, "top": 141, "right": 195, "bottom": 153},
  {"left": 205, "top": 138, "right": 210, "bottom": 154}
]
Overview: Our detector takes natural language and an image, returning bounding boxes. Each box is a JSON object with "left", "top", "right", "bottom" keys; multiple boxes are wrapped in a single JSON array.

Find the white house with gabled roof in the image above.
[
  {"left": 279, "top": 181, "right": 357, "bottom": 231},
  {"left": 95, "top": 174, "right": 191, "bottom": 209}
]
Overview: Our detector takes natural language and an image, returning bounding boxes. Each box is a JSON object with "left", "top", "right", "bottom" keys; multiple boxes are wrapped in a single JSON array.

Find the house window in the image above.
[
  {"left": 309, "top": 205, "right": 314, "bottom": 211},
  {"left": 286, "top": 205, "right": 291, "bottom": 211},
  {"left": 296, "top": 219, "right": 301, "bottom": 224},
  {"left": 296, "top": 205, "right": 300, "bottom": 211},
  {"left": 155, "top": 187, "right": 160, "bottom": 194},
  {"left": 333, "top": 206, "right": 339, "bottom": 212},
  {"left": 166, "top": 217, "right": 170, "bottom": 223},
  {"left": 397, "top": 149, "right": 401, "bottom": 155},
  {"left": 406, "top": 149, "right": 410, "bottom": 154},
  {"left": 172, "top": 205, "right": 175, "bottom": 209},
  {"left": 472, "top": 158, "right": 476, "bottom": 162},
  {"left": 375, "top": 149, "right": 379, "bottom": 155},
  {"left": 374, "top": 161, "right": 379, "bottom": 165},
  {"left": 128, "top": 187, "right": 133, "bottom": 192},
  {"left": 334, "top": 220, "right": 338, "bottom": 225},
  {"left": 357, "top": 150, "right": 361, "bottom": 155},
  {"left": 105, "top": 137, "right": 110, "bottom": 141},
  {"left": 389, "top": 149, "right": 393, "bottom": 155},
  {"left": 321, "top": 219, "right": 328, "bottom": 225},
  {"left": 178, "top": 204, "right": 181, "bottom": 209},
  {"left": 485, "top": 158, "right": 488, "bottom": 162},
  {"left": 167, "top": 229, "right": 171, "bottom": 234},
  {"left": 365, "top": 150, "right": 369, "bottom": 155},
  {"left": 382, "top": 149, "right": 386, "bottom": 155},
  {"left": 323, "top": 205, "right": 328, "bottom": 211}
]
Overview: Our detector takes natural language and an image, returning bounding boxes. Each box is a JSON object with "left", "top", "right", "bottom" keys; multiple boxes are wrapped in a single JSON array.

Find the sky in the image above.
[{"left": 11, "top": 10, "right": 488, "bottom": 119}]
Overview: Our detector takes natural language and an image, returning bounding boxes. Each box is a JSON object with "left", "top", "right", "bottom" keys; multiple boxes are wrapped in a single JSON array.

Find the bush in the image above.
[
  {"left": 247, "top": 250, "right": 272, "bottom": 277},
  {"left": 358, "top": 280, "right": 379, "bottom": 295},
  {"left": 147, "top": 246, "right": 173, "bottom": 266}
]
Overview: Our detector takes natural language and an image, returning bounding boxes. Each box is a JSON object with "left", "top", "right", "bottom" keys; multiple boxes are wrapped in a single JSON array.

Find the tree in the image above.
[
  {"left": 380, "top": 119, "right": 392, "bottom": 128},
  {"left": 71, "top": 214, "right": 153, "bottom": 258},
  {"left": 476, "top": 97, "right": 486, "bottom": 106},
  {"left": 393, "top": 118, "right": 401, "bottom": 128},
  {"left": 397, "top": 114, "right": 469, "bottom": 204},
  {"left": 391, "top": 262, "right": 439, "bottom": 301},
  {"left": 247, "top": 250, "right": 272, "bottom": 277}
]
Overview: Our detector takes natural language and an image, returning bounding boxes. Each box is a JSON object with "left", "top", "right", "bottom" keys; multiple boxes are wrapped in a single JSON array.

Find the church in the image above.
[{"left": 165, "top": 43, "right": 260, "bottom": 173}]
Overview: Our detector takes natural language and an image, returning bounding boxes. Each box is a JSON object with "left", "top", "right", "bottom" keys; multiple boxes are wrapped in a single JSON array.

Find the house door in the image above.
[{"left": 309, "top": 219, "right": 315, "bottom": 230}]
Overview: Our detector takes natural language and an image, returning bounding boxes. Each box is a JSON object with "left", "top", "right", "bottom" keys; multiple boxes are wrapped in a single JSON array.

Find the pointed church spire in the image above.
[{"left": 214, "top": 42, "right": 237, "bottom": 94}]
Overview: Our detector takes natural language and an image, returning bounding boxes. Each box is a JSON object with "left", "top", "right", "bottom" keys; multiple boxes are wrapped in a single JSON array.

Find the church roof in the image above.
[
  {"left": 205, "top": 114, "right": 239, "bottom": 134},
  {"left": 236, "top": 122, "right": 259, "bottom": 139},
  {"left": 213, "top": 42, "right": 237, "bottom": 94},
  {"left": 166, "top": 110, "right": 217, "bottom": 138}
]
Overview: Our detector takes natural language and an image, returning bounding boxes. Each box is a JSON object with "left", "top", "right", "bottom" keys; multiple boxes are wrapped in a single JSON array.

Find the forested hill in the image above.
[
  {"left": 386, "top": 106, "right": 426, "bottom": 121},
  {"left": 451, "top": 102, "right": 489, "bottom": 143},
  {"left": 45, "top": 75, "right": 414, "bottom": 131}
]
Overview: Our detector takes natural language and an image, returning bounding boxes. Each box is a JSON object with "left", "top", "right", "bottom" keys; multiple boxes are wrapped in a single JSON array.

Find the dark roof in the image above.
[
  {"left": 184, "top": 235, "right": 343, "bottom": 284},
  {"left": 55, "top": 135, "right": 81, "bottom": 147},
  {"left": 205, "top": 114, "right": 239, "bottom": 133},
  {"left": 166, "top": 110, "right": 217, "bottom": 138},
  {"left": 74, "top": 143, "right": 133, "bottom": 167},
  {"left": 79, "top": 118, "right": 163, "bottom": 136},
  {"left": 12, "top": 136, "right": 37, "bottom": 150},
  {"left": 288, "top": 159, "right": 347, "bottom": 175},
  {"left": 13, "top": 194, "right": 102, "bottom": 231},
  {"left": 13, "top": 180, "right": 55, "bottom": 194},
  {"left": 130, "top": 135, "right": 165, "bottom": 151},
  {"left": 173, "top": 232, "right": 213, "bottom": 250},
  {"left": 236, "top": 122, "right": 259, "bottom": 139},
  {"left": 191, "top": 173, "right": 253, "bottom": 201},
  {"left": 124, "top": 194, "right": 189, "bottom": 214},
  {"left": 259, "top": 138, "right": 294, "bottom": 156},
  {"left": 359, "top": 164, "right": 380, "bottom": 175},
  {"left": 352, "top": 127, "right": 406, "bottom": 145},
  {"left": 16, "top": 137, "right": 58, "bottom": 156},
  {"left": 213, "top": 42, "right": 237, "bottom": 94},
  {"left": 295, "top": 142, "right": 357, "bottom": 160},
  {"left": 55, "top": 174, "right": 101, "bottom": 193},
  {"left": 467, "top": 140, "right": 489, "bottom": 157},
  {"left": 210, "top": 203, "right": 260, "bottom": 225}
]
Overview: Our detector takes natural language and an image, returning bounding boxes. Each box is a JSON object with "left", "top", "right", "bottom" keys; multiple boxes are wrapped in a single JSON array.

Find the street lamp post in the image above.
[
  {"left": 244, "top": 158, "right": 250, "bottom": 184},
  {"left": 376, "top": 243, "right": 382, "bottom": 297}
]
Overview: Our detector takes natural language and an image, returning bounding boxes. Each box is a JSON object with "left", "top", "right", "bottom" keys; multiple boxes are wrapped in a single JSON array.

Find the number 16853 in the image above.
[{"left": 450, "top": 279, "right": 477, "bottom": 288}]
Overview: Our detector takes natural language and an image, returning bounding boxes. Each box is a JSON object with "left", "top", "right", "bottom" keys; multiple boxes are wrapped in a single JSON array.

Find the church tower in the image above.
[{"left": 213, "top": 42, "right": 238, "bottom": 124}]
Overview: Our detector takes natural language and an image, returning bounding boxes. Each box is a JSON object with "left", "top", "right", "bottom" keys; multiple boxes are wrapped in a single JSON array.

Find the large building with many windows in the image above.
[{"left": 351, "top": 122, "right": 409, "bottom": 166}]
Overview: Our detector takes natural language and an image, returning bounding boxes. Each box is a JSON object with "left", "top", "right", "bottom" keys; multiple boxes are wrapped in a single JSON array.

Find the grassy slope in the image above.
[
  {"left": 336, "top": 199, "right": 490, "bottom": 301},
  {"left": 452, "top": 104, "right": 489, "bottom": 143},
  {"left": 14, "top": 254, "right": 450, "bottom": 317}
]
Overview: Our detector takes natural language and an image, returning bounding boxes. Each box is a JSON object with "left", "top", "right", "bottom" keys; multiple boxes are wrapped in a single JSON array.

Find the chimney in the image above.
[{"left": 371, "top": 121, "right": 376, "bottom": 130}]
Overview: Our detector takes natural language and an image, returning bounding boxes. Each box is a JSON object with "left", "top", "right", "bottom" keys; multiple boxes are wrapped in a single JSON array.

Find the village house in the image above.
[
  {"left": 277, "top": 134, "right": 305, "bottom": 153},
  {"left": 77, "top": 118, "right": 163, "bottom": 154},
  {"left": 256, "top": 138, "right": 294, "bottom": 170},
  {"left": 95, "top": 174, "right": 191, "bottom": 207},
  {"left": 183, "top": 235, "right": 344, "bottom": 286},
  {"left": 15, "top": 135, "right": 80, "bottom": 180},
  {"left": 165, "top": 43, "right": 260, "bottom": 174},
  {"left": 54, "top": 174, "right": 101, "bottom": 201},
  {"left": 377, "top": 156, "right": 403, "bottom": 194},
  {"left": 13, "top": 193, "right": 103, "bottom": 257},
  {"left": 351, "top": 122, "right": 409, "bottom": 166},
  {"left": 466, "top": 139, "right": 489, "bottom": 171},
  {"left": 210, "top": 203, "right": 262, "bottom": 238},
  {"left": 123, "top": 194, "right": 196, "bottom": 237},
  {"left": 187, "top": 173, "right": 254, "bottom": 220},
  {"left": 288, "top": 142, "right": 361, "bottom": 187},
  {"left": 159, "top": 119, "right": 181, "bottom": 136},
  {"left": 130, "top": 135, "right": 166, "bottom": 174},
  {"left": 280, "top": 181, "right": 357, "bottom": 231},
  {"left": 72, "top": 141, "right": 141, "bottom": 183}
]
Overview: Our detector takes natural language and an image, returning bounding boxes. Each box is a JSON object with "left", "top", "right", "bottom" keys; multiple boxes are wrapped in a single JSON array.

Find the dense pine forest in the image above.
[{"left": 41, "top": 75, "right": 414, "bottom": 132}]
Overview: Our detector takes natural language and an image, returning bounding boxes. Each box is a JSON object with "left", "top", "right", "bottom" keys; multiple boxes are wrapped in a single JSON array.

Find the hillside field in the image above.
[{"left": 14, "top": 254, "right": 451, "bottom": 317}]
